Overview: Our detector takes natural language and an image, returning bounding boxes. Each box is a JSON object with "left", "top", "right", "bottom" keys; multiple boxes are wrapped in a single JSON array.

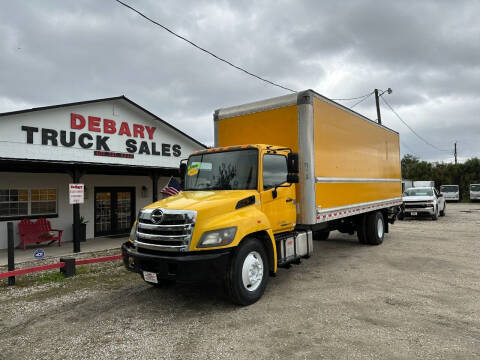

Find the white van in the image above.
[
  {"left": 470, "top": 184, "right": 480, "bottom": 201},
  {"left": 440, "top": 185, "right": 460, "bottom": 201}
]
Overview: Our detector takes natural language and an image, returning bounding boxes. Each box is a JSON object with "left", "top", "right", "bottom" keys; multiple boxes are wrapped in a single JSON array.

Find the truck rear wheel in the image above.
[
  {"left": 226, "top": 238, "right": 269, "bottom": 306},
  {"left": 356, "top": 215, "right": 368, "bottom": 244},
  {"left": 366, "top": 211, "right": 384, "bottom": 245}
]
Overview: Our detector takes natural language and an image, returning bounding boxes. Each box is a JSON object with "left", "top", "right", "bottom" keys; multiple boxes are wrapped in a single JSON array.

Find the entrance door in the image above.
[{"left": 94, "top": 187, "right": 135, "bottom": 236}]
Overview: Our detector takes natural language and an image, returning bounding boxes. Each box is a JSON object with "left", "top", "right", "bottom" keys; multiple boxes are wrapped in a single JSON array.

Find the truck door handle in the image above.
[{"left": 286, "top": 198, "right": 294, "bottom": 203}]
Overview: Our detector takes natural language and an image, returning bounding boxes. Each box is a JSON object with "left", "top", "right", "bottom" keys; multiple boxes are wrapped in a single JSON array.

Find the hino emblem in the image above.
[{"left": 151, "top": 209, "right": 164, "bottom": 224}]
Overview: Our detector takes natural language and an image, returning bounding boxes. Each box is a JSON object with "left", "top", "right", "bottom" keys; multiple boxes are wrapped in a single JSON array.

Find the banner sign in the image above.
[{"left": 0, "top": 99, "right": 203, "bottom": 168}]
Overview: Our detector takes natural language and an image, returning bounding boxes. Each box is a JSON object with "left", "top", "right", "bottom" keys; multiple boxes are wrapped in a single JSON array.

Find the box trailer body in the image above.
[
  {"left": 214, "top": 90, "right": 402, "bottom": 225},
  {"left": 122, "top": 89, "right": 402, "bottom": 305}
]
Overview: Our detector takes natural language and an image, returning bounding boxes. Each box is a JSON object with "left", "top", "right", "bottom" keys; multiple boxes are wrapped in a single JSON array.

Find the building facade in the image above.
[{"left": 0, "top": 96, "right": 206, "bottom": 250}]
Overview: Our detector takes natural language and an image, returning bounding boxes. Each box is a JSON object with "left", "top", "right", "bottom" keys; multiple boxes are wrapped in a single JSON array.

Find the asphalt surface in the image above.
[{"left": 1, "top": 203, "right": 479, "bottom": 359}]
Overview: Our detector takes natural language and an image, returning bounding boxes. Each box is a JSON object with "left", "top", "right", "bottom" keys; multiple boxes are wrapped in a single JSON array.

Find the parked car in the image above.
[
  {"left": 440, "top": 185, "right": 460, "bottom": 201},
  {"left": 400, "top": 187, "right": 446, "bottom": 220}
]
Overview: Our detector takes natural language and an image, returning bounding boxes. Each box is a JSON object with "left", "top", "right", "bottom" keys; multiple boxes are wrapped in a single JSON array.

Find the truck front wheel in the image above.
[{"left": 226, "top": 238, "right": 269, "bottom": 306}]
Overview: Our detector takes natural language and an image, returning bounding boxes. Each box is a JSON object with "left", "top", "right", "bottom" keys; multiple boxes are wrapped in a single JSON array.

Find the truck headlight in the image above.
[
  {"left": 198, "top": 227, "right": 237, "bottom": 248},
  {"left": 129, "top": 222, "right": 138, "bottom": 243}
]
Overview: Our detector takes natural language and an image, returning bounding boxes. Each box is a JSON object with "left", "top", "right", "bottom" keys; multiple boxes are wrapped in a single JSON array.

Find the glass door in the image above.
[
  {"left": 94, "top": 187, "right": 135, "bottom": 236},
  {"left": 116, "top": 191, "right": 133, "bottom": 233}
]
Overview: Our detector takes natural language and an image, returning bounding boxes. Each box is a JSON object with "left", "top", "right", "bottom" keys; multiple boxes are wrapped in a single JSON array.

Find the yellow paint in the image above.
[
  {"left": 258, "top": 152, "right": 296, "bottom": 234},
  {"left": 217, "top": 105, "right": 299, "bottom": 150},
  {"left": 316, "top": 182, "right": 402, "bottom": 208},
  {"left": 313, "top": 98, "right": 400, "bottom": 179},
  {"left": 217, "top": 105, "right": 302, "bottom": 206},
  {"left": 313, "top": 98, "right": 401, "bottom": 207}
]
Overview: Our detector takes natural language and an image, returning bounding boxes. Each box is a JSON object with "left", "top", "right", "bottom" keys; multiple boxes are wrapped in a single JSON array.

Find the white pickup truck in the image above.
[
  {"left": 440, "top": 185, "right": 460, "bottom": 201},
  {"left": 401, "top": 187, "right": 446, "bottom": 220}
]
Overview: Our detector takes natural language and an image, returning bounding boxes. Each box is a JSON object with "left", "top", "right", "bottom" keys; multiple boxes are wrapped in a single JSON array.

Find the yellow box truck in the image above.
[{"left": 122, "top": 90, "right": 402, "bottom": 305}]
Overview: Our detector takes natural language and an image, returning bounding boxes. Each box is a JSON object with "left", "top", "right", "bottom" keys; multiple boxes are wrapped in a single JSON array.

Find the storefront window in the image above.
[
  {"left": 0, "top": 189, "right": 28, "bottom": 217},
  {"left": 31, "top": 189, "right": 57, "bottom": 215},
  {"left": 0, "top": 188, "right": 57, "bottom": 218}
]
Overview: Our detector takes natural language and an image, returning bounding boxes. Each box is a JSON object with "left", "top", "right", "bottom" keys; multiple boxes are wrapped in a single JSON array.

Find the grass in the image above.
[
  {"left": 1, "top": 261, "right": 129, "bottom": 289},
  {"left": 36, "top": 271, "right": 66, "bottom": 284}
]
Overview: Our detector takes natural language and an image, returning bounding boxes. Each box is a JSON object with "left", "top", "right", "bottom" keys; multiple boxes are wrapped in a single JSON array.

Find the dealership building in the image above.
[{"left": 0, "top": 96, "right": 206, "bottom": 250}]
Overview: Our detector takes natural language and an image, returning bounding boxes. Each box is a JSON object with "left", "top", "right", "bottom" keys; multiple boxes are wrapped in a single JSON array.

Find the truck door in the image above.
[{"left": 260, "top": 153, "right": 296, "bottom": 233}]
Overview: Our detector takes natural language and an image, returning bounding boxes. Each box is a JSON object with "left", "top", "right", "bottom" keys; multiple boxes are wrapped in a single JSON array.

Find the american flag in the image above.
[{"left": 160, "top": 177, "right": 182, "bottom": 197}]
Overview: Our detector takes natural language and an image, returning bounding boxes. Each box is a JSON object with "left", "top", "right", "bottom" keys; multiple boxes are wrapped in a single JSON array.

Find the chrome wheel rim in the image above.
[
  {"left": 377, "top": 217, "right": 384, "bottom": 239},
  {"left": 242, "top": 251, "right": 264, "bottom": 292}
]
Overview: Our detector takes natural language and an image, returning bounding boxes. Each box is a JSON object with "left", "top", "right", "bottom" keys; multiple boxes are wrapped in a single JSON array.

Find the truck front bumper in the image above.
[
  {"left": 404, "top": 206, "right": 435, "bottom": 215},
  {"left": 122, "top": 242, "right": 232, "bottom": 282}
]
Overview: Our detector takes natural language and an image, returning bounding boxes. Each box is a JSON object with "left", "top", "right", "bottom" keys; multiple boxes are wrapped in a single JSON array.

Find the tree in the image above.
[{"left": 401, "top": 155, "right": 480, "bottom": 200}]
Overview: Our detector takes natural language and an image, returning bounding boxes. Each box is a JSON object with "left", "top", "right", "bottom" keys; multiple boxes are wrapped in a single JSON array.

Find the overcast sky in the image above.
[{"left": 1, "top": 0, "right": 479, "bottom": 162}]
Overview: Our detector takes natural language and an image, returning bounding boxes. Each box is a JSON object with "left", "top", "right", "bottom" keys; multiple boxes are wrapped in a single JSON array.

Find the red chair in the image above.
[{"left": 18, "top": 218, "right": 63, "bottom": 250}]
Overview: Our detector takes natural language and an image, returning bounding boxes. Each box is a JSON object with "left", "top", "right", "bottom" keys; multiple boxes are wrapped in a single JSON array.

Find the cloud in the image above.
[{"left": 0, "top": 0, "right": 479, "bottom": 160}]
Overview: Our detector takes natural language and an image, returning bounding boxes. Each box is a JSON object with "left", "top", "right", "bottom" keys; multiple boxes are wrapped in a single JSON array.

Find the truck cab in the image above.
[{"left": 123, "top": 145, "right": 304, "bottom": 305}]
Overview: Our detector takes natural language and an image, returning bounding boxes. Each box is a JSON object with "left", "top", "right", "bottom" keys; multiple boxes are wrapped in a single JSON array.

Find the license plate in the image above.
[
  {"left": 411, "top": 212, "right": 417, "bottom": 216},
  {"left": 143, "top": 271, "right": 158, "bottom": 284}
]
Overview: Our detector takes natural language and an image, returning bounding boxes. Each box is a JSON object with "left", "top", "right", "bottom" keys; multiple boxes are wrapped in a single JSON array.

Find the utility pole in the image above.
[
  {"left": 454, "top": 142, "right": 457, "bottom": 164},
  {"left": 374, "top": 89, "right": 381, "bottom": 125}
]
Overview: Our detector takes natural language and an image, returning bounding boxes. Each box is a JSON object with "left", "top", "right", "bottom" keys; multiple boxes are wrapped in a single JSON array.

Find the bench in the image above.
[{"left": 18, "top": 218, "right": 63, "bottom": 250}]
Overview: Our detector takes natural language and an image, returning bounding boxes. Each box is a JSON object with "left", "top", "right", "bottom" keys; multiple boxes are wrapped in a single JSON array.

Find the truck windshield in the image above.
[
  {"left": 440, "top": 186, "right": 458, "bottom": 192},
  {"left": 404, "top": 188, "right": 433, "bottom": 196},
  {"left": 471, "top": 185, "right": 480, "bottom": 191},
  {"left": 184, "top": 149, "right": 258, "bottom": 190}
]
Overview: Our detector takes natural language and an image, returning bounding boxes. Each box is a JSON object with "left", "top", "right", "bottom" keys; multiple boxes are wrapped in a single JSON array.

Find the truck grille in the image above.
[
  {"left": 404, "top": 202, "right": 430, "bottom": 209},
  {"left": 135, "top": 208, "right": 197, "bottom": 252}
]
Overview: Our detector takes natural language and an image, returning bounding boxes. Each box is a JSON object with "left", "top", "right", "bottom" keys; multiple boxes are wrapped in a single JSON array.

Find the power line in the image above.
[
  {"left": 114, "top": 0, "right": 296, "bottom": 93},
  {"left": 381, "top": 97, "right": 450, "bottom": 153},
  {"left": 350, "top": 92, "right": 374, "bottom": 109},
  {"left": 331, "top": 91, "right": 374, "bottom": 101}
]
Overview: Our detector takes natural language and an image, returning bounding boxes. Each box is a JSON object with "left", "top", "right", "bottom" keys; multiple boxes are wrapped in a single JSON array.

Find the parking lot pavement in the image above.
[{"left": 1, "top": 203, "right": 479, "bottom": 359}]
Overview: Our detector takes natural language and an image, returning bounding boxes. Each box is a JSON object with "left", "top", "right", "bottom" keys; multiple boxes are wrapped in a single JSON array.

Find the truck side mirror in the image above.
[
  {"left": 287, "top": 152, "right": 299, "bottom": 174},
  {"left": 287, "top": 174, "right": 299, "bottom": 184},
  {"left": 179, "top": 162, "right": 187, "bottom": 182}
]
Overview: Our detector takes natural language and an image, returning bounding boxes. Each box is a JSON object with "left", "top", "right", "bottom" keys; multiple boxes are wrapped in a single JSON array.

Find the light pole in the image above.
[{"left": 374, "top": 88, "right": 392, "bottom": 125}]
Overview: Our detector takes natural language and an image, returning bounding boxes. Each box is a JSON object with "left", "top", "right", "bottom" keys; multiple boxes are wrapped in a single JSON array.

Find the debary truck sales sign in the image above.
[{"left": 0, "top": 99, "right": 203, "bottom": 168}]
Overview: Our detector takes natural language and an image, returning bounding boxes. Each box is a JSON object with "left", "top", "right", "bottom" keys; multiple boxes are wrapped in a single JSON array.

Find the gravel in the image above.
[{"left": 1, "top": 203, "right": 479, "bottom": 359}]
